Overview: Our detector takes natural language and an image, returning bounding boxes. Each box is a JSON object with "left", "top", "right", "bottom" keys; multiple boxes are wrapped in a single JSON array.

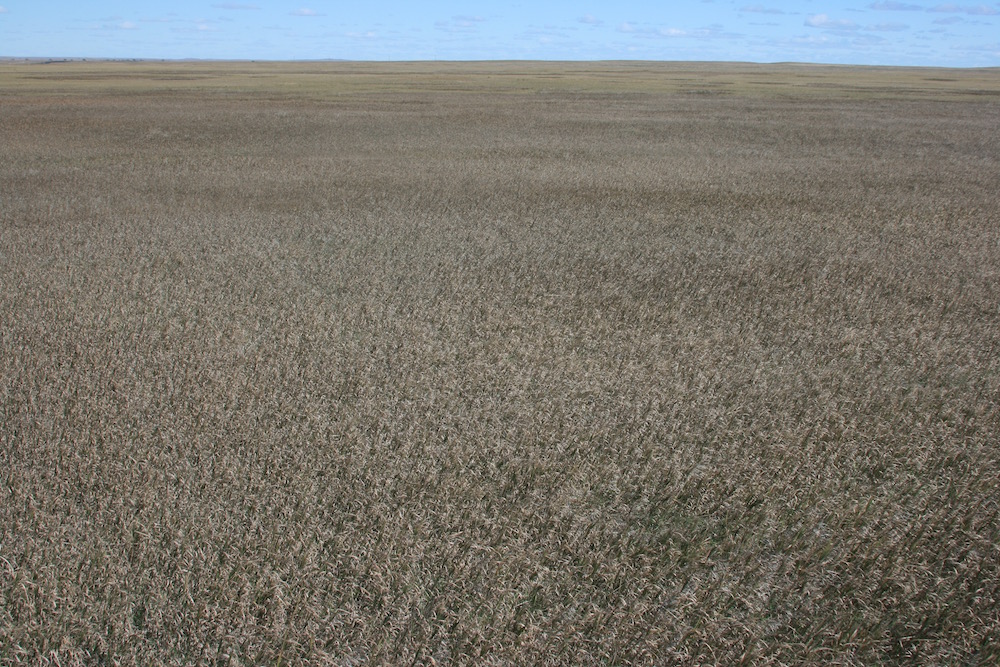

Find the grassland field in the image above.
[{"left": 1, "top": 60, "right": 999, "bottom": 665}]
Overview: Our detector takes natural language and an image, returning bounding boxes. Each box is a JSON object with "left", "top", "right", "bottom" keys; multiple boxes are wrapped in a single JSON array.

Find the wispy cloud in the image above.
[
  {"left": 869, "top": 1, "right": 924, "bottom": 9},
  {"left": 579, "top": 14, "right": 603, "bottom": 26},
  {"left": 741, "top": 5, "right": 786, "bottom": 14},
  {"left": 964, "top": 41, "right": 1000, "bottom": 52},
  {"left": 0, "top": 6, "right": 8, "bottom": 14},
  {"left": 617, "top": 21, "right": 735, "bottom": 40},
  {"left": 291, "top": 8, "right": 323, "bottom": 17},
  {"left": 435, "top": 15, "right": 485, "bottom": 33},
  {"left": 871, "top": 21, "right": 910, "bottom": 30},
  {"left": 94, "top": 17, "right": 140, "bottom": 31},
  {"left": 213, "top": 3, "right": 260, "bottom": 10},
  {"left": 167, "top": 18, "right": 219, "bottom": 34},
  {"left": 928, "top": 4, "right": 1000, "bottom": 13},
  {"left": 618, "top": 22, "right": 683, "bottom": 37},
  {"left": 786, "top": 34, "right": 840, "bottom": 48},
  {"left": 805, "top": 14, "right": 861, "bottom": 30},
  {"left": 853, "top": 34, "right": 889, "bottom": 46}
]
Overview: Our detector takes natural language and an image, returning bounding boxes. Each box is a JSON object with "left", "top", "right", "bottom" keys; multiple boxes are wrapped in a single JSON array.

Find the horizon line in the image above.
[{"left": 2, "top": 56, "right": 999, "bottom": 71}]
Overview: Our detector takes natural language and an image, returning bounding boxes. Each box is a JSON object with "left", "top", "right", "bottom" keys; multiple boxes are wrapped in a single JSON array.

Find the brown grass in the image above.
[{"left": 1, "top": 61, "right": 999, "bottom": 665}]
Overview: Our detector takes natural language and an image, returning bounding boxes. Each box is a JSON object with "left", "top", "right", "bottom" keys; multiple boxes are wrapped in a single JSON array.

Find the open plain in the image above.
[{"left": 1, "top": 61, "right": 999, "bottom": 665}]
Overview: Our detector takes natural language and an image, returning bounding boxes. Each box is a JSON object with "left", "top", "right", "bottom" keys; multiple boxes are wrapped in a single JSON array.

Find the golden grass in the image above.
[{"left": 1, "top": 61, "right": 999, "bottom": 665}]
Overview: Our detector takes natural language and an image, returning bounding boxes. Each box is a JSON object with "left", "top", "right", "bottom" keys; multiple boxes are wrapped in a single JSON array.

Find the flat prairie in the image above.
[{"left": 1, "top": 61, "right": 999, "bottom": 665}]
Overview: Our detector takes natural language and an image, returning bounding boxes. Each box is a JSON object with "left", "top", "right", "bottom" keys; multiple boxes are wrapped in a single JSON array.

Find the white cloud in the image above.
[
  {"left": 0, "top": 6, "right": 8, "bottom": 14},
  {"left": 119, "top": 21, "right": 138, "bottom": 30},
  {"left": 291, "top": 8, "right": 322, "bottom": 17},
  {"left": 805, "top": 14, "right": 861, "bottom": 30},
  {"left": 579, "top": 14, "right": 603, "bottom": 26},
  {"left": 213, "top": 3, "right": 259, "bottom": 9},
  {"left": 616, "top": 21, "right": 733, "bottom": 40},
  {"left": 872, "top": 21, "right": 910, "bottom": 29}
]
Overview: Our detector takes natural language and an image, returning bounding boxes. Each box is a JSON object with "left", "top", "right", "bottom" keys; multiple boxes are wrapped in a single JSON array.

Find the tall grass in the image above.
[{"left": 1, "top": 63, "right": 999, "bottom": 665}]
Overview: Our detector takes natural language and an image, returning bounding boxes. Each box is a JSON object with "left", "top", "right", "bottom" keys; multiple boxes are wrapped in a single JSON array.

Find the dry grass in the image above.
[
  {"left": 3, "top": 59, "right": 1000, "bottom": 99},
  {"left": 1, "top": 61, "right": 999, "bottom": 665}
]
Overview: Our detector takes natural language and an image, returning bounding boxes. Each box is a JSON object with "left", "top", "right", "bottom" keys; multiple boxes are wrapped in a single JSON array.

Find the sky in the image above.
[{"left": 1, "top": 1, "right": 998, "bottom": 67}]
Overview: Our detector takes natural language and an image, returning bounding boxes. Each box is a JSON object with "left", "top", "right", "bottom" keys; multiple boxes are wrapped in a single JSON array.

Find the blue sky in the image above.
[{"left": 1, "top": 1, "right": 998, "bottom": 66}]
